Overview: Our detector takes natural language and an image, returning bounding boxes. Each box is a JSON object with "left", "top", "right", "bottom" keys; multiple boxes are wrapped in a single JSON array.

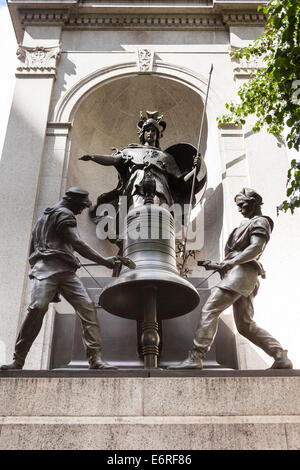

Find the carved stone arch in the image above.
[
  {"left": 55, "top": 61, "right": 224, "bottom": 241},
  {"left": 53, "top": 61, "right": 222, "bottom": 124},
  {"left": 54, "top": 61, "right": 224, "bottom": 200}
]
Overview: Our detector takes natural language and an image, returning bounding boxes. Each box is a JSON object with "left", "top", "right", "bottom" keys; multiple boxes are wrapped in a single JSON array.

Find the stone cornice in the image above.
[
  {"left": 8, "top": 1, "right": 266, "bottom": 12},
  {"left": 8, "top": 1, "right": 267, "bottom": 42},
  {"left": 222, "top": 11, "right": 265, "bottom": 25},
  {"left": 18, "top": 10, "right": 265, "bottom": 29},
  {"left": 19, "top": 11, "right": 69, "bottom": 25},
  {"left": 55, "top": 13, "right": 224, "bottom": 29}
]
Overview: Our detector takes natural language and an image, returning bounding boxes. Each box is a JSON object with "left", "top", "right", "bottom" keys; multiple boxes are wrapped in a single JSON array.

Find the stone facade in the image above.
[{"left": 0, "top": 1, "right": 299, "bottom": 371}]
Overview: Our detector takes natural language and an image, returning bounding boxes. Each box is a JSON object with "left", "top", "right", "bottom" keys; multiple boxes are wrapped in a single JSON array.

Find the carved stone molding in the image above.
[
  {"left": 19, "top": 10, "right": 266, "bottom": 29},
  {"left": 19, "top": 11, "right": 224, "bottom": 29},
  {"left": 67, "top": 15, "right": 223, "bottom": 29},
  {"left": 222, "top": 12, "right": 266, "bottom": 26},
  {"left": 20, "top": 11, "right": 68, "bottom": 25},
  {"left": 137, "top": 49, "right": 154, "bottom": 73},
  {"left": 230, "top": 47, "right": 267, "bottom": 78},
  {"left": 10, "top": 5, "right": 267, "bottom": 42},
  {"left": 16, "top": 45, "right": 62, "bottom": 76},
  {"left": 46, "top": 122, "right": 72, "bottom": 137}
]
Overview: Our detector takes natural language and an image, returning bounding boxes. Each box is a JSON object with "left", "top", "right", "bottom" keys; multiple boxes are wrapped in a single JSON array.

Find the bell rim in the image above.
[{"left": 99, "top": 273, "right": 200, "bottom": 320}]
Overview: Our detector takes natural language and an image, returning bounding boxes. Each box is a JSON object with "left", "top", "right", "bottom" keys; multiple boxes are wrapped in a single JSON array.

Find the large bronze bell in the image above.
[{"left": 99, "top": 200, "right": 200, "bottom": 368}]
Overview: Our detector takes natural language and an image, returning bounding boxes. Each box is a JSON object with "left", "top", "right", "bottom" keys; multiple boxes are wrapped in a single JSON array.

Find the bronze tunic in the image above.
[
  {"left": 114, "top": 144, "right": 187, "bottom": 206},
  {"left": 29, "top": 204, "right": 80, "bottom": 280},
  {"left": 218, "top": 216, "right": 273, "bottom": 297}
]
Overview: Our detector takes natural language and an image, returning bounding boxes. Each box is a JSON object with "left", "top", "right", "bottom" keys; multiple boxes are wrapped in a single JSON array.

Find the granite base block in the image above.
[
  {"left": 0, "top": 375, "right": 299, "bottom": 450},
  {"left": 0, "top": 418, "right": 299, "bottom": 450},
  {"left": 0, "top": 375, "right": 299, "bottom": 417}
]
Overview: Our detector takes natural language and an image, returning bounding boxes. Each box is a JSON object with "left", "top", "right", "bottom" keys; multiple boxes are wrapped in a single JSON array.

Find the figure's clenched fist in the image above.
[
  {"left": 193, "top": 153, "right": 202, "bottom": 170},
  {"left": 104, "top": 256, "right": 136, "bottom": 270}
]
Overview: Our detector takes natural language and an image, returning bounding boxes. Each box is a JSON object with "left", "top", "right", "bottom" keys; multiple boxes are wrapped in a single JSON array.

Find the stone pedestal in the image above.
[{"left": 0, "top": 371, "right": 299, "bottom": 450}]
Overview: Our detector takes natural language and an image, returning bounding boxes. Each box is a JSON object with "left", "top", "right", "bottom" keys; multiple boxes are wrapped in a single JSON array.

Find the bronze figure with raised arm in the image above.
[
  {"left": 79, "top": 110, "right": 206, "bottom": 216},
  {"left": 0, "top": 187, "right": 133, "bottom": 371},
  {"left": 169, "top": 188, "right": 293, "bottom": 370}
]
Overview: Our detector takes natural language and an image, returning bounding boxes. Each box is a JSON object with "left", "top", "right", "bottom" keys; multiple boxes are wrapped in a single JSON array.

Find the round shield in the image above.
[{"left": 165, "top": 142, "right": 207, "bottom": 204}]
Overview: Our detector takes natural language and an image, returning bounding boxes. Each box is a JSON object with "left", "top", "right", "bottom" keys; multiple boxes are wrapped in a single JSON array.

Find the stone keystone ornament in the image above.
[{"left": 137, "top": 48, "right": 154, "bottom": 72}]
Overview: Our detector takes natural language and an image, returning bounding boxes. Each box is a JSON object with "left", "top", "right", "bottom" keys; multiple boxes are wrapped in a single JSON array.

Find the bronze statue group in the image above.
[{"left": 0, "top": 112, "right": 293, "bottom": 370}]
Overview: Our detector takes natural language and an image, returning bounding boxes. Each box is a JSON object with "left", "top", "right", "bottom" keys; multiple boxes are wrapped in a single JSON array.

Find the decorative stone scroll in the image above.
[
  {"left": 137, "top": 49, "right": 154, "bottom": 73},
  {"left": 16, "top": 45, "right": 61, "bottom": 75}
]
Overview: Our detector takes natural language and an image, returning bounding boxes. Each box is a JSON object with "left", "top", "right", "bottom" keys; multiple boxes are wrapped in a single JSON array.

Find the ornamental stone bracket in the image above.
[
  {"left": 230, "top": 47, "right": 267, "bottom": 79},
  {"left": 16, "top": 44, "right": 62, "bottom": 77},
  {"left": 136, "top": 49, "right": 154, "bottom": 73}
]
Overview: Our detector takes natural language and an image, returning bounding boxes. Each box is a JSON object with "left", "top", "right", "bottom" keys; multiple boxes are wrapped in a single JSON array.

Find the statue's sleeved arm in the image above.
[
  {"left": 227, "top": 235, "right": 267, "bottom": 266},
  {"left": 55, "top": 211, "right": 77, "bottom": 235},
  {"left": 249, "top": 216, "right": 273, "bottom": 242},
  {"left": 61, "top": 225, "right": 113, "bottom": 268}
]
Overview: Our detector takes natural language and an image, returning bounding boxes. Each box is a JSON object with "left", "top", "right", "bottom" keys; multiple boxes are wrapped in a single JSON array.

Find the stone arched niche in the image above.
[
  {"left": 51, "top": 75, "right": 234, "bottom": 369},
  {"left": 66, "top": 74, "right": 207, "bottom": 256}
]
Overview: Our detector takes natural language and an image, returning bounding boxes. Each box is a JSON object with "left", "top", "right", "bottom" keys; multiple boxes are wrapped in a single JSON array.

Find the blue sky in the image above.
[{"left": 0, "top": 1, "right": 7, "bottom": 7}]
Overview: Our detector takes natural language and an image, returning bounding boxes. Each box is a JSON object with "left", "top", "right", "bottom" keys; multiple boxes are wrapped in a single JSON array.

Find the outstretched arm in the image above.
[
  {"left": 79, "top": 154, "right": 122, "bottom": 166},
  {"left": 62, "top": 225, "right": 117, "bottom": 269}
]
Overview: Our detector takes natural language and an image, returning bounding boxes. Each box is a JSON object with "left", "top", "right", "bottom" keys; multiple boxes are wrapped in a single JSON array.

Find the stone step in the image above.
[
  {"left": 0, "top": 372, "right": 299, "bottom": 450},
  {"left": 0, "top": 415, "right": 299, "bottom": 450}
]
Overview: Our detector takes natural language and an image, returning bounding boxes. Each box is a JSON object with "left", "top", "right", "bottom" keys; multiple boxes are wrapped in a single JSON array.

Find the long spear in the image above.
[{"left": 180, "top": 64, "right": 213, "bottom": 276}]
